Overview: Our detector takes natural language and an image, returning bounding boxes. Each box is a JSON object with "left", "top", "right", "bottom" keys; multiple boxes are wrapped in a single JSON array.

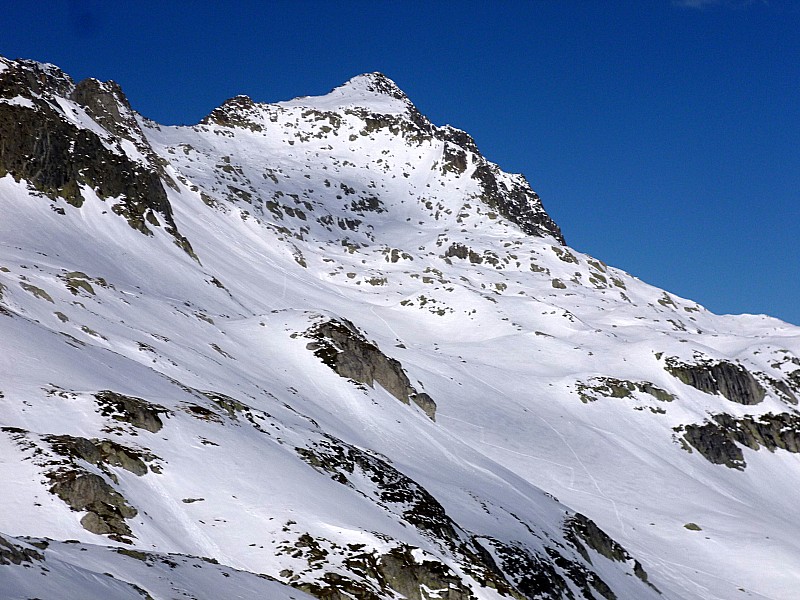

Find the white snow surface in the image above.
[{"left": 1, "top": 58, "right": 800, "bottom": 599}]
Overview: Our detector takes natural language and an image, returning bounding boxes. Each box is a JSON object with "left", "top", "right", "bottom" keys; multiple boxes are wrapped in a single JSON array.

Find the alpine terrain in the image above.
[{"left": 1, "top": 56, "right": 799, "bottom": 600}]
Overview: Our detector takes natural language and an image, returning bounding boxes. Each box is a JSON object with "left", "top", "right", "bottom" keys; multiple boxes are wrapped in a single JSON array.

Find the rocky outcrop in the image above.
[
  {"left": 94, "top": 390, "right": 169, "bottom": 433},
  {"left": 295, "top": 435, "right": 657, "bottom": 600},
  {"left": 665, "top": 357, "right": 765, "bottom": 405},
  {"left": 678, "top": 412, "right": 800, "bottom": 469},
  {"left": 576, "top": 377, "right": 674, "bottom": 404},
  {"left": 46, "top": 434, "right": 156, "bottom": 477},
  {"left": 0, "top": 534, "right": 44, "bottom": 566},
  {"left": 292, "top": 543, "right": 475, "bottom": 600},
  {"left": 470, "top": 163, "right": 565, "bottom": 244},
  {"left": 305, "top": 318, "right": 436, "bottom": 420},
  {"left": 565, "top": 513, "right": 656, "bottom": 591},
  {"left": 297, "top": 435, "right": 456, "bottom": 541},
  {"left": 48, "top": 470, "right": 137, "bottom": 541},
  {"left": 0, "top": 59, "right": 195, "bottom": 257}
]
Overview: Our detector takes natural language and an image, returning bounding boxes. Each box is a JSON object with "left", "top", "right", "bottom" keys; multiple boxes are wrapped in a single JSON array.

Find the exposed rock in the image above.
[
  {"left": 470, "top": 163, "right": 564, "bottom": 244},
  {"left": 305, "top": 318, "right": 436, "bottom": 420},
  {"left": 48, "top": 470, "right": 137, "bottom": 541},
  {"left": 576, "top": 377, "right": 674, "bottom": 404},
  {"left": 441, "top": 143, "right": 469, "bottom": 175},
  {"left": 444, "top": 242, "right": 484, "bottom": 265},
  {"left": 296, "top": 435, "right": 457, "bottom": 542},
  {"left": 479, "top": 536, "right": 625, "bottom": 600},
  {"left": 763, "top": 375, "right": 798, "bottom": 405},
  {"left": 46, "top": 434, "right": 153, "bottom": 476},
  {"left": 436, "top": 125, "right": 480, "bottom": 155},
  {"left": 678, "top": 412, "right": 800, "bottom": 469},
  {"left": 665, "top": 357, "right": 765, "bottom": 405},
  {"left": 375, "top": 546, "right": 474, "bottom": 600},
  {"left": 680, "top": 421, "right": 746, "bottom": 469},
  {"left": 294, "top": 436, "right": 655, "bottom": 599},
  {"left": 0, "top": 59, "right": 195, "bottom": 257},
  {"left": 0, "top": 533, "right": 44, "bottom": 566},
  {"left": 94, "top": 390, "right": 169, "bottom": 433},
  {"left": 293, "top": 543, "right": 475, "bottom": 600},
  {"left": 202, "top": 95, "right": 264, "bottom": 132},
  {"left": 565, "top": 513, "right": 656, "bottom": 591},
  {"left": 479, "top": 539, "right": 569, "bottom": 600}
]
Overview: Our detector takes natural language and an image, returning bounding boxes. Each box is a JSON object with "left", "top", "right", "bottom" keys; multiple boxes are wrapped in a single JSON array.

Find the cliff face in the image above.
[
  {"left": 0, "top": 58, "right": 193, "bottom": 253},
  {"left": 1, "top": 56, "right": 799, "bottom": 600}
]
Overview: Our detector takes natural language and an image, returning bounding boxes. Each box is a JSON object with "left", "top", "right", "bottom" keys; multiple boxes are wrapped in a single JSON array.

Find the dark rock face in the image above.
[
  {"left": 0, "top": 58, "right": 194, "bottom": 256},
  {"left": 202, "top": 94, "right": 264, "bottom": 131},
  {"left": 94, "top": 390, "right": 168, "bottom": 433},
  {"left": 480, "top": 534, "right": 634, "bottom": 600},
  {"left": 470, "top": 163, "right": 565, "bottom": 244},
  {"left": 0, "top": 534, "right": 44, "bottom": 566},
  {"left": 565, "top": 513, "right": 656, "bottom": 591},
  {"left": 665, "top": 358, "right": 765, "bottom": 405},
  {"left": 678, "top": 412, "right": 800, "bottom": 469},
  {"left": 293, "top": 437, "right": 482, "bottom": 599},
  {"left": 48, "top": 471, "right": 137, "bottom": 541},
  {"left": 297, "top": 436, "right": 456, "bottom": 541},
  {"left": 376, "top": 546, "right": 475, "bottom": 600},
  {"left": 46, "top": 434, "right": 153, "bottom": 476},
  {"left": 576, "top": 377, "right": 674, "bottom": 404},
  {"left": 296, "top": 436, "right": 655, "bottom": 600},
  {"left": 305, "top": 318, "right": 436, "bottom": 420},
  {"left": 293, "top": 544, "right": 475, "bottom": 600}
]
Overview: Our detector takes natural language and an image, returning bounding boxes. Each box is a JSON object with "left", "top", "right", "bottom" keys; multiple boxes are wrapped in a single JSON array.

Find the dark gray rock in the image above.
[
  {"left": 470, "top": 163, "right": 565, "bottom": 244},
  {"left": 48, "top": 471, "right": 137, "bottom": 541},
  {"left": 681, "top": 421, "right": 746, "bottom": 469},
  {"left": 305, "top": 319, "right": 436, "bottom": 420},
  {"left": 297, "top": 436, "right": 456, "bottom": 542},
  {"left": 678, "top": 412, "right": 800, "bottom": 469},
  {"left": 665, "top": 358, "right": 765, "bottom": 405},
  {"left": 94, "top": 390, "right": 169, "bottom": 433},
  {"left": 565, "top": 512, "right": 656, "bottom": 591},
  {"left": 46, "top": 434, "right": 152, "bottom": 476},
  {"left": 0, "top": 58, "right": 195, "bottom": 258},
  {"left": 0, "top": 533, "right": 44, "bottom": 566}
]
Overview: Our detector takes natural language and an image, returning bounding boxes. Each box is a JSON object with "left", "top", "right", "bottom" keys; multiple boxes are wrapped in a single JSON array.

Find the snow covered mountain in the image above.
[{"left": 1, "top": 56, "right": 799, "bottom": 600}]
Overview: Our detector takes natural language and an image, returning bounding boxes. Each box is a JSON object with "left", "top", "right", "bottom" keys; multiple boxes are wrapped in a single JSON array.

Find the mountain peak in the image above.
[
  {"left": 336, "top": 72, "right": 409, "bottom": 101},
  {"left": 275, "top": 72, "right": 414, "bottom": 116}
]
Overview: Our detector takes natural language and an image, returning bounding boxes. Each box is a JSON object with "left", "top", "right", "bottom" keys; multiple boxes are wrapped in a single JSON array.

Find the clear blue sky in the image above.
[{"left": 2, "top": 0, "right": 798, "bottom": 325}]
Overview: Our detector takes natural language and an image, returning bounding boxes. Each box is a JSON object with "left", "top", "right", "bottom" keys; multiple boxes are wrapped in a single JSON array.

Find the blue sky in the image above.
[{"left": 2, "top": 0, "right": 798, "bottom": 324}]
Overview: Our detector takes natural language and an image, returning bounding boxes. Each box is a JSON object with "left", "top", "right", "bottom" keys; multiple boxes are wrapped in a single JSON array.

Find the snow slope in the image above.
[{"left": 1, "top": 56, "right": 799, "bottom": 600}]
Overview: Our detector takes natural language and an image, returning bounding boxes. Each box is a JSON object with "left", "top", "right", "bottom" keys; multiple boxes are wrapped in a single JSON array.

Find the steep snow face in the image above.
[{"left": 1, "top": 57, "right": 800, "bottom": 600}]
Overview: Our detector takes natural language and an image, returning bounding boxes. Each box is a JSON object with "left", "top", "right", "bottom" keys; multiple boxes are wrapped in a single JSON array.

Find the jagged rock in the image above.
[
  {"left": 293, "top": 543, "right": 475, "bottom": 600},
  {"left": 576, "top": 377, "right": 674, "bottom": 404},
  {"left": 681, "top": 421, "right": 746, "bottom": 469},
  {"left": 470, "top": 163, "right": 564, "bottom": 244},
  {"left": 305, "top": 319, "right": 436, "bottom": 420},
  {"left": 296, "top": 436, "right": 457, "bottom": 541},
  {"left": 202, "top": 94, "right": 265, "bottom": 131},
  {"left": 94, "top": 390, "right": 168, "bottom": 433},
  {"left": 565, "top": 513, "right": 655, "bottom": 590},
  {"left": 0, "top": 59, "right": 195, "bottom": 257},
  {"left": 0, "top": 533, "right": 44, "bottom": 566},
  {"left": 481, "top": 538, "right": 591, "bottom": 600},
  {"left": 375, "top": 546, "right": 474, "bottom": 600},
  {"left": 48, "top": 471, "right": 137, "bottom": 541},
  {"left": 46, "top": 434, "right": 152, "bottom": 476},
  {"left": 665, "top": 357, "right": 765, "bottom": 405},
  {"left": 678, "top": 412, "right": 800, "bottom": 469}
]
